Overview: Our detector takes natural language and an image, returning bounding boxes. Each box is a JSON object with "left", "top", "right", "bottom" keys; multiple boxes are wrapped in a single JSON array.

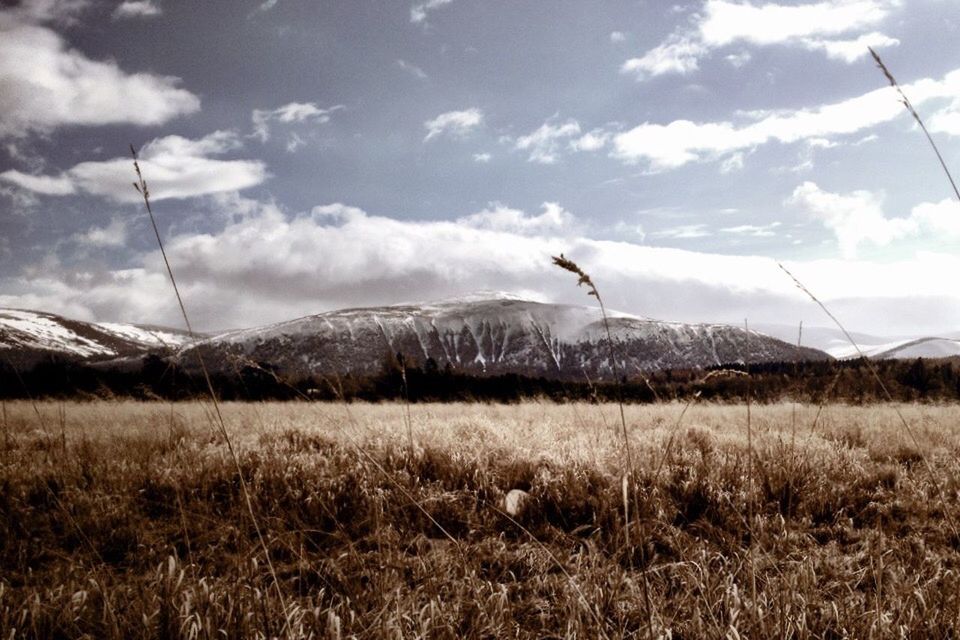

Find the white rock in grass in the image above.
[{"left": 504, "top": 489, "right": 530, "bottom": 516}]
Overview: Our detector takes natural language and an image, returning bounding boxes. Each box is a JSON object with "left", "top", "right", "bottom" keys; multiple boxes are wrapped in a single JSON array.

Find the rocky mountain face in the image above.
[
  {"left": 0, "top": 308, "right": 193, "bottom": 368},
  {"left": 180, "top": 293, "right": 830, "bottom": 379}
]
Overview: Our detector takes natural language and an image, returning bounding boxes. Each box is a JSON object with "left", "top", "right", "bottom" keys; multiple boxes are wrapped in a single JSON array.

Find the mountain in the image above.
[
  {"left": 181, "top": 292, "right": 829, "bottom": 379},
  {"left": 829, "top": 337, "right": 960, "bottom": 360},
  {"left": 0, "top": 308, "right": 194, "bottom": 368},
  {"left": 754, "top": 323, "right": 960, "bottom": 360}
]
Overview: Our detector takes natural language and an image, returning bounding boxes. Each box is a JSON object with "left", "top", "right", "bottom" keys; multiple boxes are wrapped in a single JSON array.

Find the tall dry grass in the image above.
[{"left": 3, "top": 401, "right": 960, "bottom": 638}]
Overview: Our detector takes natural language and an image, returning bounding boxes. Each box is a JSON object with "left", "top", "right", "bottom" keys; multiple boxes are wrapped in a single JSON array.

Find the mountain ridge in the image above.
[{"left": 179, "top": 294, "right": 830, "bottom": 379}]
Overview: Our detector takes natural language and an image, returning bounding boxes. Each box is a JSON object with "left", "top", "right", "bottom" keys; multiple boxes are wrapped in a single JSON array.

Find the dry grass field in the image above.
[{"left": 3, "top": 400, "right": 960, "bottom": 638}]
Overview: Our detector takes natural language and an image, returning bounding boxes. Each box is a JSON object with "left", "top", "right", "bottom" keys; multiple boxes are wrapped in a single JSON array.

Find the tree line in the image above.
[{"left": 2, "top": 351, "right": 959, "bottom": 404}]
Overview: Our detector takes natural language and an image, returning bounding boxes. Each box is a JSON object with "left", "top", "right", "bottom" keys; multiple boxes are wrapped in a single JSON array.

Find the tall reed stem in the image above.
[
  {"left": 130, "top": 146, "right": 291, "bottom": 636},
  {"left": 869, "top": 48, "right": 960, "bottom": 203}
]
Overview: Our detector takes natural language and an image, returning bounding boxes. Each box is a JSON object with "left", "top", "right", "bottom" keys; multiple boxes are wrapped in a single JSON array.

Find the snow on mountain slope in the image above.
[
  {"left": 751, "top": 323, "right": 960, "bottom": 360},
  {"left": 184, "top": 293, "right": 830, "bottom": 379},
  {"left": 0, "top": 310, "right": 116, "bottom": 358},
  {"left": 95, "top": 323, "right": 194, "bottom": 349},
  {"left": 830, "top": 337, "right": 960, "bottom": 360},
  {"left": 0, "top": 308, "right": 194, "bottom": 366}
]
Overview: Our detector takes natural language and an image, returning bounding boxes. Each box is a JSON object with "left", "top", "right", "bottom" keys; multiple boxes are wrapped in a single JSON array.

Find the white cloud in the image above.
[
  {"left": 724, "top": 50, "right": 752, "bottom": 68},
  {"left": 624, "top": 0, "right": 899, "bottom": 79},
  {"left": 251, "top": 102, "right": 342, "bottom": 143},
  {"left": 0, "top": 131, "right": 268, "bottom": 203},
  {"left": 457, "top": 202, "right": 577, "bottom": 235},
  {"left": 910, "top": 198, "right": 960, "bottom": 237},
  {"left": 621, "top": 36, "right": 706, "bottom": 79},
  {"left": 801, "top": 31, "right": 898, "bottom": 63},
  {"left": 699, "top": 0, "right": 892, "bottom": 47},
  {"left": 570, "top": 130, "right": 611, "bottom": 152},
  {"left": 652, "top": 224, "right": 711, "bottom": 239},
  {"left": 613, "top": 66, "right": 960, "bottom": 170},
  {"left": 610, "top": 31, "right": 627, "bottom": 43},
  {"left": 719, "top": 152, "right": 745, "bottom": 173},
  {"left": 473, "top": 152, "right": 492, "bottom": 163},
  {"left": 793, "top": 183, "right": 960, "bottom": 258},
  {"left": 112, "top": 1, "right": 161, "bottom": 19},
  {"left": 285, "top": 133, "right": 306, "bottom": 153},
  {"left": 423, "top": 108, "right": 483, "bottom": 142},
  {"left": 5, "top": 196, "right": 960, "bottom": 335},
  {"left": 410, "top": 0, "right": 453, "bottom": 24},
  {"left": 611, "top": 221, "right": 646, "bottom": 242},
  {"left": 396, "top": 59, "right": 428, "bottom": 80},
  {"left": 720, "top": 222, "right": 781, "bottom": 237},
  {"left": 71, "top": 218, "right": 128, "bottom": 248},
  {"left": 929, "top": 101, "right": 960, "bottom": 136},
  {"left": 514, "top": 118, "right": 582, "bottom": 163},
  {"left": 0, "top": 170, "right": 75, "bottom": 195},
  {"left": 0, "top": 7, "right": 199, "bottom": 137},
  {"left": 789, "top": 181, "right": 916, "bottom": 257}
]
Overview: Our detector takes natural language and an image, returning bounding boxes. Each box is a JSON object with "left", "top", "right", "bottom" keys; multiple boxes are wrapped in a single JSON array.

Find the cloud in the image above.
[
  {"left": 786, "top": 181, "right": 960, "bottom": 258},
  {"left": 724, "top": 50, "right": 751, "bottom": 68},
  {"left": 0, "top": 170, "right": 75, "bottom": 195},
  {"left": 719, "top": 152, "right": 745, "bottom": 173},
  {"left": 0, "top": 131, "right": 268, "bottom": 203},
  {"left": 610, "top": 31, "right": 627, "bottom": 43},
  {"left": 623, "top": 0, "right": 899, "bottom": 79},
  {"left": 457, "top": 202, "right": 577, "bottom": 235},
  {"left": 621, "top": 36, "right": 706, "bottom": 79},
  {"left": 698, "top": 0, "right": 892, "bottom": 47},
  {"left": 251, "top": 102, "right": 342, "bottom": 143},
  {"left": 570, "top": 130, "right": 611, "bottom": 152},
  {"left": 423, "top": 108, "right": 483, "bottom": 141},
  {"left": 410, "top": 0, "right": 453, "bottom": 24},
  {"left": 612, "top": 66, "right": 960, "bottom": 170},
  {"left": 396, "top": 59, "right": 428, "bottom": 80},
  {"left": 112, "top": 1, "right": 161, "bottom": 19},
  {"left": 6, "top": 197, "right": 960, "bottom": 335},
  {"left": 0, "top": 6, "right": 199, "bottom": 137},
  {"left": 514, "top": 118, "right": 583, "bottom": 164},
  {"left": 652, "top": 224, "right": 711, "bottom": 239},
  {"left": 720, "top": 222, "right": 781, "bottom": 237},
  {"left": 473, "top": 152, "right": 491, "bottom": 163},
  {"left": 929, "top": 101, "right": 960, "bottom": 136},
  {"left": 800, "top": 31, "right": 899, "bottom": 63},
  {"left": 71, "top": 218, "right": 128, "bottom": 249},
  {"left": 910, "top": 198, "right": 960, "bottom": 237}
]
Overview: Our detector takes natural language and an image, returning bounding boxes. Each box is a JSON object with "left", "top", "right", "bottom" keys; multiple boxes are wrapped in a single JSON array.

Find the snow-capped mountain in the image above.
[
  {"left": 754, "top": 323, "right": 960, "bottom": 360},
  {"left": 181, "top": 292, "right": 829, "bottom": 379},
  {"left": 829, "top": 336, "right": 960, "bottom": 360},
  {"left": 0, "top": 308, "right": 194, "bottom": 367}
]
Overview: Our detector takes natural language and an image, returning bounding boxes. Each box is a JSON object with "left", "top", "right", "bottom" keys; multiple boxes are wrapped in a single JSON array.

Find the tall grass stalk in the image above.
[
  {"left": 398, "top": 354, "right": 415, "bottom": 453},
  {"left": 869, "top": 48, "right": 960, "bottom": 203},
  {"left": 129, "top": 147, "right": 291, "bottom": 634},
  {"left": 551, "top": 253, "right": 654, "bottom": 639},
  {"left": 551, "top": 255, "right": 633, "bottom": 478},
  {"left": 744, "top": 318, "right": 759, "bottom": 626}
]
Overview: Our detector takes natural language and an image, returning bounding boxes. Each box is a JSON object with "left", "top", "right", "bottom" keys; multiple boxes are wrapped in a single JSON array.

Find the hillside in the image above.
[{"left": 181, "top": 292, "right": 829, "bottom": 379}]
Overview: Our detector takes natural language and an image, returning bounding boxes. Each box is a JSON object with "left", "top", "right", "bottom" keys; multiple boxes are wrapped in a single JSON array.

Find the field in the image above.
[{"left": 2, "top": 400, "right": 960, "bottom": 638}]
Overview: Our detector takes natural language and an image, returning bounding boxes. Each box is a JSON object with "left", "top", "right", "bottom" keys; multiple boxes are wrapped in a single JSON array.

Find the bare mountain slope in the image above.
[{"left": 183, "top": 293, "right": 829, "bottom": 379}]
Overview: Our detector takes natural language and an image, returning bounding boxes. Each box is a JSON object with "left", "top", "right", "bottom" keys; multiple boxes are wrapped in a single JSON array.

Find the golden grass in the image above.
[{"left": 3, "top": 400, "right": 960, "bottom": 638}]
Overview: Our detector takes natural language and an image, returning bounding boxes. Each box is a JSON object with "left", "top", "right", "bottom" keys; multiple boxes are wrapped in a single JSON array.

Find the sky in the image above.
[{"left": 1, "top": 0, "right": 960, "bottom": 335}]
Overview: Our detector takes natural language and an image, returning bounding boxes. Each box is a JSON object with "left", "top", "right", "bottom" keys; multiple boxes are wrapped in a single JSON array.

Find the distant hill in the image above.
[
  {"left": 0, "top": 308, "right": 195, "bottom": 368},
  {"left": 754, "top": 323, "right": 960, "bottom": 360},
  {"left": 181, "top": 292, "right": 829, "bottom": 379}
]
